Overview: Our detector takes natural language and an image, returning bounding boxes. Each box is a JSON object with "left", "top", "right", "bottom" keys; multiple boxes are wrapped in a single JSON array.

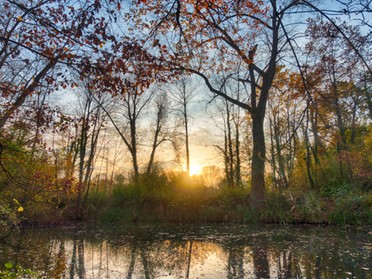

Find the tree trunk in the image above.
[
  {"left": 76, "top": 104, "right": 90, "bottom": 219},
  {"left": 226, "top": 102, "right": 235, "bottom": 187},
  {"left": 364, "top": 76, "right": 372, "bottom": 119},
  {"left": 130, "top": 115, "right": 139, "bottom": 181},
  {"left": 304, "top": 109, "right": 315, "bottom": 189},
  {"left": 249, "top": 113, "right": 266, "bottom": 209},
  {"left": 234, "top": 120, "right": 241, "bottom": 187},
  {"left": 184, "top": 101, "right": 190, "bottom": 176},
  {"left": 248, "top": 2, "right": 278, "bottom": 208},
  {"left": 269, "top": 117, "right": 278, "bottom": 191}
]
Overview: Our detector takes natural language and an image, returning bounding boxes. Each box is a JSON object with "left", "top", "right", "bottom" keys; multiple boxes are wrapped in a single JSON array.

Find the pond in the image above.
[{"left": 0, "top": 224, "right": 371, "bottom": 278}]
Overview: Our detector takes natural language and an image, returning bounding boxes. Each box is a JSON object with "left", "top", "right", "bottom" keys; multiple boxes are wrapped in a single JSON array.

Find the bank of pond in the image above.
[{"left": 17, "top": 185, "right": 372, "bottom": 226}]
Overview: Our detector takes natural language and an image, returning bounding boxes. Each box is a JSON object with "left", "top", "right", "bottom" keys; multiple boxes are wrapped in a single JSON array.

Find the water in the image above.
[{"left": 0, "top": 224, "right": 371, "bottom": 278}]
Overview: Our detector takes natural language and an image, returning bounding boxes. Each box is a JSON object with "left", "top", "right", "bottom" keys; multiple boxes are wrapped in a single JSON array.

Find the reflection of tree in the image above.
[
  {"left": 137, "top": 240, "right": 222, "bottom": 278},
  {"left": 125, "top": 241, "right": 154, "bottom": 279},
  {"left": 140, "top": 246, "right": 151, "bottom": 279},
  {"left": 126, "top": 246, "right": 136, "bottom": 279},
  {"left": 252, "top": 245, "right": 270, "bottom": 279},
  {"left": 51, "top": 240, "right": 66, "bottom": 279},
  {"left": 227, "top": 246, "right": 245, "bottom": 279},
  {"left": 185, "top": 240, "right": 193, "bottom": 279},
  {"left": 274, "top": 251, "right": 302, "bottom": 279},
  {"left": 69, "top": 236, "right": 85, "bottom": 279},
  {"left": 1, "top": 227, "right": 371, "bottom": 278}
]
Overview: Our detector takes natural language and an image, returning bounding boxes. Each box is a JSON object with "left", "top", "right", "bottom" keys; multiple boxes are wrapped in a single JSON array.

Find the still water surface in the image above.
[{"left": 0, "top": 224, "right": 371, "bottom": 278}]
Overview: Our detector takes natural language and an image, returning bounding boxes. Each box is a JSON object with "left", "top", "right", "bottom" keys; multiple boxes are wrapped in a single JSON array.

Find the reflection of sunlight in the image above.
[{"left": 189, "top": 164, "right": 203, "bottom": 176}]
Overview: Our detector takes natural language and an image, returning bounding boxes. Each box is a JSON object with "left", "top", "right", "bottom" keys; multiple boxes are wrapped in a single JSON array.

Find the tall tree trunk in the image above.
[
  {"left": 146, "top": 113, "right": 161, "bottom": 174},
  {"left": 76, "top": 101, "right": 90, "bottom": 219},
  {"left": 274, "top": 117, "right": 288, "bottom": 192},
  {"left": 82, "top": 118, "right": 101, "bottom": 210},
  {"left": 146, "top": 94, "right": 167, "bottom": 174},
  {"left": 309, "top": 106, "right": 321, "bottom": 188},
  {"left": 304, "top": 110, "right": 315, "bottom": 189},
  {"left": 234, "top": 120, "right": 241, "bottom": 187},
  {"left": 331, "top": 79, "right": 354, "bottom": 183},
  {"left": 130, "top": 116, "right": 139, "bottom": 181},
  {"left": 364, "top": 76, "right": 372, "bottom": 119},
  {"left": 226, "top": 102, "right": 234, "bottom": 187},
  {"left": 248, "top": 1, "right": 278, "bottom": 208},
  {"left": 269, "top": 117, "right": 278, "bottom": 191},
  {"left": 223, "top": 130, "right": 230, "bottom": 185},
  {"left": 184, "top": 100, "right": 191, "bottom": 176},
  {"left": 249, "top": 113, "right": 266, "bottom": 209}
]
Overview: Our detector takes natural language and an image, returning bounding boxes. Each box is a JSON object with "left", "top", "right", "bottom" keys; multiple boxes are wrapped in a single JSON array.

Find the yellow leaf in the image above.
[
  {"left": 18, "top": 206, "right": 24, "bottom": 213},
  {"left": 17, "top": 16, "right": 23, "bottom": 21}
]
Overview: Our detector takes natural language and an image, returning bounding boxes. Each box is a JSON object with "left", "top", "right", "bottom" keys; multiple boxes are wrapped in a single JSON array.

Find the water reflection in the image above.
[{"left": 0, "top": 225, "right": 370, "bottom": 278}]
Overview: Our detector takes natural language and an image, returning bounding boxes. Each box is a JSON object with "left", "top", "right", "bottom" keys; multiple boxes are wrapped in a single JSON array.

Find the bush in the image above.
[
  {"left": 296, "top": 191, "right": 322, "bottom": 223},
  {"left": 329, "top": 195, "right": 372, "bottom": 225},
  {"left": 260, "top": 193, "right": 293, "bottom": 224},
  {"left": 99, "top": 207, "right": 135, "bottom": 223},
  {"left": 0, "top": 199, "right": 21, "bottom": 239}
]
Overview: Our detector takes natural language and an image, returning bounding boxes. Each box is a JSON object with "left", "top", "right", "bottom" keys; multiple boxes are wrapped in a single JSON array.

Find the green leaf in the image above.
[{"left": 4, "top": 262, "right": 13, "bottom": 269}]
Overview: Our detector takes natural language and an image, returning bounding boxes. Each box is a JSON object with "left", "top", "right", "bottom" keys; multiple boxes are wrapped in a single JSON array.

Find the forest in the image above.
[{"left": 0, "top": 0, "right": 371, "bottom": 233}]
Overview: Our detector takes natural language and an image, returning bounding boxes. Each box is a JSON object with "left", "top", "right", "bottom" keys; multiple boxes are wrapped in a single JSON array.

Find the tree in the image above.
[
  {"left": 131, "top": 0, "right": 282, "bottom": 209},
  {"left": 146, "top": 91, "right": 170, "bottom": 174},
  {"left": 268, "top": 68, "right": 304, "bottom": 192},
  {"left": 304, "top": 18, "right": 370, "bottom": 184},
  {"left": 113, "top": 92, "right": 152, "bottom": 180},
  {"left": 0, "top": 0, "right": 163, "bottom": 131},
  {"left": 211, "top": 97, "right": 244, "bottom": 188},
  {"left": 100, "top": 88, "right": 170, "bottom": 182},
  {"left": 131, "top": 0, "right": 371, "bottom": 209},
  {"left": 75, "top": 86, "right": 108, "bottom": 218},
  {"left": 168, "top": 77, "right": 197, "bottom": 176}
]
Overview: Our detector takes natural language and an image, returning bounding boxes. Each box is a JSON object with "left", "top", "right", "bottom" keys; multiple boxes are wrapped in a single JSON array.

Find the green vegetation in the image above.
[
  {"left": 82, "top": 173, "right": 371, "bottom": 226},
  {"left": 0, "top": 262, "right": 39, "bottom": 279},
  {"left": 0, "top": 123, "right": 371, "bottom": 228}
]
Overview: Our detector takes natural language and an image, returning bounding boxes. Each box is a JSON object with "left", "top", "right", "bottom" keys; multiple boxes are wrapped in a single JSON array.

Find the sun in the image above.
[{"left": 189, "top": 164, "right": 203, "bottom": 176}]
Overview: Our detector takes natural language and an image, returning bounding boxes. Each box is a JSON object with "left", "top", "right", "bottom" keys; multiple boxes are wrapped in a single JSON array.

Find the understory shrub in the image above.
[{"left": 329, "top": 195, "right": 372, "bottom": 225}]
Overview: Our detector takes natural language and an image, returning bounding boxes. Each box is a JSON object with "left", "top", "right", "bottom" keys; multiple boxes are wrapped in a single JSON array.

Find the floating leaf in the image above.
[
  {"left": 18, "top": 206, "right": 24, "bottom": 213},
  {"left": 5, "top": 262, "right": 13, "bottom": 269}
]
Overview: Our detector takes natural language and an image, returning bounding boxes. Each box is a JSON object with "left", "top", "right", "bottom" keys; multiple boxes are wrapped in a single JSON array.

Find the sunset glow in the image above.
[{"left": 189, "top": 164, "right": 203, "bottom": 176}]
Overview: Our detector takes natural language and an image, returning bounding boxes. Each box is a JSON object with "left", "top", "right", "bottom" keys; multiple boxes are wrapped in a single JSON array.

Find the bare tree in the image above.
[
  {"left": 75, "top": 88, "right": 108, "bottom": 218},
  {"left": 146, "top": 91, "right": 170, "bottom": 174},
  {"left": 168, "top": 77, "right": 198, "bottom": 175}
]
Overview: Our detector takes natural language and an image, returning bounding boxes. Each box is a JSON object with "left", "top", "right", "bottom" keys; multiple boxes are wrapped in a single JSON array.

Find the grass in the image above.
[
  {"left": 10, "top": 172, "right": 369, "bottom": 226},
  {"left": 83, "top": 177, "right": 371, "bottom": 226}
]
